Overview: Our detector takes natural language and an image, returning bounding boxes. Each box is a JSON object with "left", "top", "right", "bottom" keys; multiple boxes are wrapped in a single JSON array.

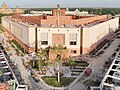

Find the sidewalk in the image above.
[
  {"left": 3, "top": 38, "right": 28, "bottom": 81},
  {"left": 0, "top": 34, "right": 41, "bottom": 90},
  {"left": 69, "top": 38, "right": 120, "bottom": 90}
]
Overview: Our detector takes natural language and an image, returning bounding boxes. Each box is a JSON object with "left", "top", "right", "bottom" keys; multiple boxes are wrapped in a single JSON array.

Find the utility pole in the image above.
[
  {"left": 80, "top": 25, "right": 84, "bottom": 60},
  {"left": 35, "top": 27, "right": 38, "bottom": 53},
  {"left": 80, "top": 25, "right": 84, "bottom": 55}
]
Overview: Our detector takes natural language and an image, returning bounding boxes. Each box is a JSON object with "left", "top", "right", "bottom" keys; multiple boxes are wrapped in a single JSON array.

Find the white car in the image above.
[{"left": 16, "top": 85, "right": 26, "bottom": 90}]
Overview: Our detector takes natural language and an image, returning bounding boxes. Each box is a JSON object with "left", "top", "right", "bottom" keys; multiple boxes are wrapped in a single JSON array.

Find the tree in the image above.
[
  {"left": 37, "top": 48, "right": 47, "bottom": 73},
  {"left": 49, "top": 45, "right": 69, "bottom": 61},
  {"left": 24, "top": 9, "right": 31, "bottom": 14},
  {"left": 0, "top": 13, "right": 12, "bottom": 23},
  {"left": 50, "top": 45, "right": 68, "bottom": 82},
  {"left": 32, "top": 48, "right": 47, "bottom": 74}
]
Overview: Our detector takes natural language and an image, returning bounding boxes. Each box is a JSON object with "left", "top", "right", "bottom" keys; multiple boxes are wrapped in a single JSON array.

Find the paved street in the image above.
[
  {"left": 0, "top": 34, "right": 42, "bottom": 90},
  {"left": 28, "top": 75, "right": 43, "bottom": 90},
  {"left": 69, "top": 38, "right": 120, "bottom": 90},
  {"left": 1, "top": 32, "right": 120, "bottom": 90}
]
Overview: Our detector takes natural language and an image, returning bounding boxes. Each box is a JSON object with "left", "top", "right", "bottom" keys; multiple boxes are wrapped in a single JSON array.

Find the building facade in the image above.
[
  {"left": 1, "top": 5, "right": 119, "bottom": 57},
  {"left": 0, "top": 2, "right": 24, "bottom": 14}
]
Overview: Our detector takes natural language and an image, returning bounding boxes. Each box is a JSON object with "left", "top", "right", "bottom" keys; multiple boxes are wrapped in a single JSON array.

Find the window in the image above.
[
  {"left": 69, "top": 33, "right": 77, "bottom": 45},
  {"left": 41, "top": 33, "right": 48, "bottom": 45},
  {"left": 71, "top": 50, "right": 77, "bottom": 54},
  {"left": 70, "top": 41, "right": 76, "bottom": 45},
  {"left": 41, "top": 41, "right": 48, "bottom": 45}
]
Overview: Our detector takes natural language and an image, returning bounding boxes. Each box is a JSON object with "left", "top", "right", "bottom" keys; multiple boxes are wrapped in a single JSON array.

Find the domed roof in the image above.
[
  {"left": 75, "top": 9, "right": 79, "bottom": 12},
  {"left": 16, "top": 6, "right": 20, "bottom": 9},
  {"left": 2, "top": 2, "right": 8, "bottom": 9}
]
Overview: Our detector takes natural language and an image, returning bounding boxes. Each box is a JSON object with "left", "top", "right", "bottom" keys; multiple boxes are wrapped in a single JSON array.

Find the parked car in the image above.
[{"left": 84, "top": 68, "right": 92, "bottom": 76}]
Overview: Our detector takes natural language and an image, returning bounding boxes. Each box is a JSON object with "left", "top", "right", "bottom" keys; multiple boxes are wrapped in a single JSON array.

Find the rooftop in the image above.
[
  {"left": 3, "top": 5, "right": 116, "bottom": 28},
  {"left": 101, "top": 51, "right": 120, "bottom": 89}
]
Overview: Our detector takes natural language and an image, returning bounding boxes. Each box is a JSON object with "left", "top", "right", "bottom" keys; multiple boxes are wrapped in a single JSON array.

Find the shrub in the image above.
[
  {"left": 11, "top": 40, "right": 27, "bottom": 53},
  {"left": 63, "top": 61, "right": 89, "bottom": 67}
]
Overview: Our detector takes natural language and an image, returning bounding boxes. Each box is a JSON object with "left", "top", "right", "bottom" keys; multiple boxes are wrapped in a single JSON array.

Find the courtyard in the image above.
[{"left": 0, "top": 25, "right": 120, "bottom": 90}]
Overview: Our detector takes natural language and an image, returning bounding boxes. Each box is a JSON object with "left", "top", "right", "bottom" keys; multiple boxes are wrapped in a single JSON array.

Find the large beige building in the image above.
[
  {"left": 1, "top": 5, "right": 119, "bottom": 57},
  {"left": 0, "top": 2, "right": 24, "bottom": 14}
]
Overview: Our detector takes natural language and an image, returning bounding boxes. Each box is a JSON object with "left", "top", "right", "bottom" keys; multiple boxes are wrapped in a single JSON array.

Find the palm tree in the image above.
[
  {"left": 32, "top": 48, "right": 47, "bottom": 74},
  {"left": 37, "top": 48, "right": 47, "bottom": 73},
  {"left": 50, "top": 45, "right": 67, "bottom": 82}
]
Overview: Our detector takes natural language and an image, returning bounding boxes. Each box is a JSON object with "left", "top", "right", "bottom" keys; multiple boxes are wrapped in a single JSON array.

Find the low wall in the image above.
[{"left": 35, "top": 64, "right": 91, "bottom": 90}]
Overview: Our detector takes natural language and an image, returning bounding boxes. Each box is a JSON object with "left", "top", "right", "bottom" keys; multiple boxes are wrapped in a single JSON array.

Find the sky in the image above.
[{"left": 0, "top": 0, "right": 120, "bottom": 8}]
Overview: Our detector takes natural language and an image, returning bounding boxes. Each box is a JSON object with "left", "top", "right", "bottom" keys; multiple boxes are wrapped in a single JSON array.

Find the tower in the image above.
[
  {"left": 2, "top": 2, "right": 8, "bottom": 9},
  {"left": 57, "top": 4, "right": 60, "bottom": 10},
  {"left": 66, "top": 7, "right": 69, "bottom": 11}
]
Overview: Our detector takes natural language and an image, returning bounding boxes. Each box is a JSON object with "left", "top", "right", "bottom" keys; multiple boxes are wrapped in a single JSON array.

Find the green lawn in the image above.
[
  {"left": 74, "top": 61, "right": 89, "bottom": 67},
  {"left": 42, "top": 76, "right": 76, "bottom": 87},
  {"left": 10, "top": 40, "right": 27, "bottom": 54},
  {"left": 63, "top": 60, "right": 89, "bottom": 67}
]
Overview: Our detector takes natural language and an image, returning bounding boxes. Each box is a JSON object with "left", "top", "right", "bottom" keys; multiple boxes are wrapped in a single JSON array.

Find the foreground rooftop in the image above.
[{"left": 101, "top": 51, "right": 120, "bottom": 90}]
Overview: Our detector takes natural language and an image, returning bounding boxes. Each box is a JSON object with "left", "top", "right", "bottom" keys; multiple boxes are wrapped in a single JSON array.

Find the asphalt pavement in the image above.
[{"left": 0, "top": 34, "right": 42, "bottom": 90}]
